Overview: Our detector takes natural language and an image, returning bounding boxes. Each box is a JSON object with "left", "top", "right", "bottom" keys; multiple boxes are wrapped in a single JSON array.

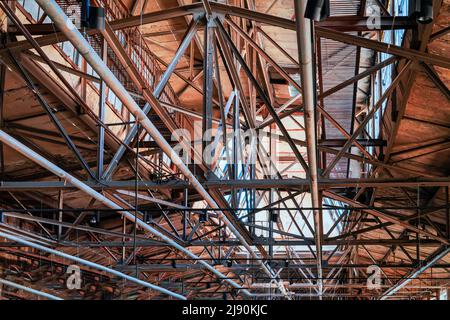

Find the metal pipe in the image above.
[
  {"left": 0, "top": 129, "right": 251, "bottom": 297},
  {"left": 0, "top": 277, "right": 63, "bottom": 300},
  {"left": 34, "top": 0, "right": 275, "bottom": 297},
  {"left": 0, "top": 229, "right": 185, "bottom": 300},
  {"left": 294, "top": 0, "right": 323, "bottom": 298}
]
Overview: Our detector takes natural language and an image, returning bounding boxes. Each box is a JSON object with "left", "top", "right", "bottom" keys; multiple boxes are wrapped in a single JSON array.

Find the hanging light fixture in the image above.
[
  {"left": 414, "top": 0, "right": 434, "bottom": 24},
  {"left": 80, "top": 0, "right": 90, "bottom": 28},
  {"left": 199, "top": 212, "right": 208, "bottom": 223},
  {"left": 80, "top": 0, "right": 105, "bottom": 30},
  {"left": 89, "top": 214, "right": 98, "bottom": 226},
  {"left": 304, "top": 0, "right": 330, "bottom": 22},
  {"left": 144, "top": 212, "right": 152, "bottom": 223},
  {"left": 270, "top": 209, "right": 279, "bottom": 223}
]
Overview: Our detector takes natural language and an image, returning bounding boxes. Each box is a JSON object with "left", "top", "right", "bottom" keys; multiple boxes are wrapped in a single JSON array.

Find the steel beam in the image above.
[
  {"left": 294, "top": 0, "right": 323, "bottom": 297},
  {"left": 3, "top": 177, "right": 450, "bottom": 191},
  {"left": 4, "top": 238, "right": 437, "bottom": 248}
]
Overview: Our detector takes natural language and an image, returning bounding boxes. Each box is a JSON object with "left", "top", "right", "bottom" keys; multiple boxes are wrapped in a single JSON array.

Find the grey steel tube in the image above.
[
  {"left": 294, "top": 0, "right": 323, "bottom": 298},
  {"left": 34, "top": 0, "right": 283, "bottom": 297}
]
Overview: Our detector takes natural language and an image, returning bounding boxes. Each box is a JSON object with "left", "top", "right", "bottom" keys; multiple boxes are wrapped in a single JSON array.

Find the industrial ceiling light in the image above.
[
  {"left": 304, "top": 0, "right": 330, "bottom": 22},
  {"left": 89, "top": 214, "right": 98, "bottom": 226},
  {"left": 89, "top": 6, "right": 105, "bottom": 30},
  {"left": 88, "top": 211, "right": 101, "bottom": 226},
  {"left": 270, "top": 209, "right": 279, "bottom": 223},
  {"left": 80, "top": 0, "right": 105, "bottom": 30},
  {"left": 414, "top": 0, "right": 434, "bottom": 24},
  {"left": 80, "top": 0, "right": 90, "bottom": 28}
]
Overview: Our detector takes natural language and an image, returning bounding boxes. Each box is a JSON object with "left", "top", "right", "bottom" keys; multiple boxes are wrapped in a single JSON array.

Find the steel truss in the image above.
[{"left": 0, "top": 0, "right": 448, "bottom": 300}]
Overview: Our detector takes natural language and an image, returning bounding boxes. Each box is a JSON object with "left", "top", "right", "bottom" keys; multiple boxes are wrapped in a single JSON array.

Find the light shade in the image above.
[
  {"left": 416, "top": 0, "right": 434, "bottom": 24},
  {"left": 304, "top": 0, "right": 330, "bottom": 22},
  {"left": 89, "top": 6, "right": 105, "bottom": 30}
]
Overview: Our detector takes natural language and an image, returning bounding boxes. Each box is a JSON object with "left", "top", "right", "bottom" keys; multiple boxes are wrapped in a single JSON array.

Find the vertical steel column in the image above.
[
  {"left": 97, "top": 38, "right": 107, "bottom": 178},
  {"left": 0, "top": 45, "right": 5, "bottom": 180},
  {"left": 269, "top": 124, "right": 275, "bottom": 258},
  {"left": 57, "top": 186, "right": 63, "bottom": 240},
  {"left": 232, "top": 90, "right": 240, "bottom": 209},
  {"left": 447, "top": 187, "right": 450, "bottom": 239},
  {"left": 294, "top": 0, "right": 323, "bottom": 297},
  {"left": 183, "top": 187, "right": 188, "bottom": 240},
  {"left": 203, "top": 18, "right": 215, "bottom": 161}
]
